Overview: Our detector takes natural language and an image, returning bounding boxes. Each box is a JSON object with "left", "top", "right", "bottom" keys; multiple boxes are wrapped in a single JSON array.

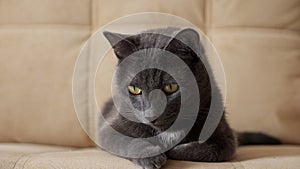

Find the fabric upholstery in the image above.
[
  {"left": 1, "top": 0, "right": 300, "bottom": 169},
  {"left": 1, "top": 143, "right": 300, "bottom": 169},
  {"left": 0, "top": 0, "right": 299, "bottom": 147},
  {"left": 0, "top": 0, "right": 93, "bottom": 147}
]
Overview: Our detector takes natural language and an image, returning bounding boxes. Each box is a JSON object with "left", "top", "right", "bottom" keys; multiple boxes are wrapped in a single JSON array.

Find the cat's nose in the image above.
[
  {"left": 141, "top": 89, "right": 167, "bottom": 123},
  {"left": 143, "top": 109, "right": 157, "bottom": 122}
]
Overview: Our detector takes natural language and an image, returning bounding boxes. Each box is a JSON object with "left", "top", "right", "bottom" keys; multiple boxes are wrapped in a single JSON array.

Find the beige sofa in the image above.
[{"left": 1, "top": 0, "right": 300, "bottom": 168}]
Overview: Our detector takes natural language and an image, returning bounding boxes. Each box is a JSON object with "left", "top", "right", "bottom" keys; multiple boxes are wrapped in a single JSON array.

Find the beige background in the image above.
[{"left": 0, "top": 0, "right": 299, "bottom": 147}]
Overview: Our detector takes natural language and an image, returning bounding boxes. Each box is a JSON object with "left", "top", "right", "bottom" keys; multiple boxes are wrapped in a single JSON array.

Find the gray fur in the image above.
[{"left": 99, "top": 27, "right": 237, "bottom": 169}]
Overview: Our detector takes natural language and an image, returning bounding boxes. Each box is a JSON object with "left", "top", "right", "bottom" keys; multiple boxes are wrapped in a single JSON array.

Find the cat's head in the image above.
[{"left": 103, "top": 28, "right": 210, "bottom": 129}]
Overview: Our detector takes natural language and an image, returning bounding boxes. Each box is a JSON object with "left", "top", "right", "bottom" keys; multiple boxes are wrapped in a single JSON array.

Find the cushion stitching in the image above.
[
  {"left": 12, "top": 153, "right": 27, "bottom": 169},
  {"left": 12, "top": 153, "right": 23, "bottom": 169}
]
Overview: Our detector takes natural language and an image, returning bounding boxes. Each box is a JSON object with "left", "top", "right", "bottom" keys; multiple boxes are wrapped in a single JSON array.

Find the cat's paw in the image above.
[{"left": 131, "top": 153, "right": 167, "bottom": 169}]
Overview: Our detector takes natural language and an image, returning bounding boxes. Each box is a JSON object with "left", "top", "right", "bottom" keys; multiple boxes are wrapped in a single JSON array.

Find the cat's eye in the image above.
[
  {"left": 163, "top": 84, "right": 178, "bottom": 94},
  {"left": 128, "top": 85, "right": 142, "bottom": 95}
]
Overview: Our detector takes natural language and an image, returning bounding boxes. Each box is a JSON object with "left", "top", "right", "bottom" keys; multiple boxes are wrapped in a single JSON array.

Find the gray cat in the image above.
[{"left": 98, "top": 27, "right": 280, "bottom": 169}]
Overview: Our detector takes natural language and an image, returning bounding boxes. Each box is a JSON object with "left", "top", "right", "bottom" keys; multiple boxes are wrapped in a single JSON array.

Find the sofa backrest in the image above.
[{"left": 0, "top": 0, "right": 299, "bottom": 147}]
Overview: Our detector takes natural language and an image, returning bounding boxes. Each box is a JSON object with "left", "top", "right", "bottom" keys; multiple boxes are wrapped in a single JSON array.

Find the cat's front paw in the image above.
[{"left": 131, "top": 153, "right": 167, "bottom": 169}]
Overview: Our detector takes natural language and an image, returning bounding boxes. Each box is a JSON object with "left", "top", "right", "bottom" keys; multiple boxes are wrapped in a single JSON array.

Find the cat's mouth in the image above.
[
  {"left": 144, "top": 120, "right": 164, "bottom": 130},
  {"left": 146, "top": 118, "right": 174, "bottom": 130},
  {"left": 141, "top": 118, "right": 158, "bottom": 125}
]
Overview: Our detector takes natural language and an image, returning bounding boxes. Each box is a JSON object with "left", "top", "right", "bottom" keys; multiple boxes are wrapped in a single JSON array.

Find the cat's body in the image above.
[{"left": 98, "top": 27, "right": 279, "bottom": 169}]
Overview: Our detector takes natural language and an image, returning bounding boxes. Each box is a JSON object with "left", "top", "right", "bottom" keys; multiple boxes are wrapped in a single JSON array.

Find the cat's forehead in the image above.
[
  {"left": 134, "top": 33, "right": 171, "bottom": 49},
  {"left": 129, "top": 69, "right": 176, "bottom": 86}
]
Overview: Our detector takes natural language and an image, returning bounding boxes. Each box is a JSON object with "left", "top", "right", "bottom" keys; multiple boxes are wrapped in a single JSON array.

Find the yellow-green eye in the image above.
[
  {"left": 163, "top": 84, "right": 178, "bottom": 94},
  {"left": 128, "top": 85, "right": 142, "bottom": 95}
]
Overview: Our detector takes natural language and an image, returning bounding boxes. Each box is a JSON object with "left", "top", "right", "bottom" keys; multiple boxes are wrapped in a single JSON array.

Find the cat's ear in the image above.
[
  {"left": 174, "top": 28, "right": 200, "bottom": 48},
  {"left": 166, "top": 28, "right": 204, "bottom": 59},
  {"left": 103, "top": 31, "right": 137, "bottom": 60}
]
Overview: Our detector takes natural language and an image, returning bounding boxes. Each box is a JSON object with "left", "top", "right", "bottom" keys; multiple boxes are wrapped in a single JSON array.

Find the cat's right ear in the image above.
[{"left": 103, "top": 31, "right": 137, "bottom": 60}]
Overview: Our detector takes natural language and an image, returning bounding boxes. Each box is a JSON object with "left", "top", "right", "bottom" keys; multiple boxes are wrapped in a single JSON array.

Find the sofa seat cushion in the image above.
[{"left": 1, "top": 143, "right": 299, "bottom": 169}]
